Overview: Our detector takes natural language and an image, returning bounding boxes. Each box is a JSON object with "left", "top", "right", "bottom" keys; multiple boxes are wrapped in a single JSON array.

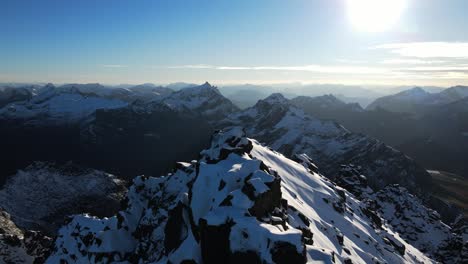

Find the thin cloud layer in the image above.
[
  {"left": 102, "top": 65, "right": 128, "bottom": 68},
  {"left": 375, "top": 42, "right": 468, "bottom": 58},
  {"left": 169, "top": 64, "right": 388, "bottom": 74}
]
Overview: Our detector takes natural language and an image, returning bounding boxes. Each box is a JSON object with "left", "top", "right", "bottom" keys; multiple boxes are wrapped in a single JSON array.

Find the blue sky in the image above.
[{"left": 2, "top": 0, "right": 468, "bottom": 86}]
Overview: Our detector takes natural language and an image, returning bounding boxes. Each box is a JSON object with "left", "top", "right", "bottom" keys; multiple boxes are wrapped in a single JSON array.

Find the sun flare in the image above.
[{"left": 347, "top": 0, "right": 406, "bottom": 32}]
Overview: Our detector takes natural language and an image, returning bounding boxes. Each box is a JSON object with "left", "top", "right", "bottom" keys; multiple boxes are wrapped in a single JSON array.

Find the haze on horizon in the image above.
[{"left": 2, "top": 0, "right": 468, "bottom": 87}]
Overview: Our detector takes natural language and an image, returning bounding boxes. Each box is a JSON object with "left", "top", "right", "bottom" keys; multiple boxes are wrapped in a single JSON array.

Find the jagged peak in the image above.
[
  {"left": 261, "top": 93, "right": 289, "bottom": 104},
  {"left": 200, "top": 127, "right": 251, "bottom": 162},
  {"left": 176, "top": 81, "right": 221, "bottom": 96},
  {"left": 45, "top": 126, "right": 434, "bottom": 264},
  {"left": 43, "top": 83, "right": 55, "bottom": 89}
]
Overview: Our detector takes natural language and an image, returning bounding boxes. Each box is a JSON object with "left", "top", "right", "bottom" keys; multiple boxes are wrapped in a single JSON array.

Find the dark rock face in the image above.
[
  {"left": 45, "top": 127, "right": 436, "bottom": 263},
  {"left": 199, "top": 219, "right": 234, "bottom": 264},
  {"left": 46, "top": 128, "right": 309, "bottom": 263},
  {"left": 292, "top": 154, "right": 319, "bottom": 174},
  {"left": 333, "top": 165, "right": 373, "bottom": 200},
  {"left": 164, "top": 202, "right": 188, "bottom": 253},
  {"left": 271, "top": 241, "right": 306, "bottom": 264},
  {"left": 79, "top": 103, "right": 213, "bottom": 180},
  {"left": 247, "top": 175, "right": 282, "bottom": 219},
  {"left": 0, "top": 209, "right": 53, "bottom": 264},
  {"left": 229, "top": 250, "right": 262, "bottom": 264},
  {"left": 334, "top": 165, "right": 465, "bottom": 263}
]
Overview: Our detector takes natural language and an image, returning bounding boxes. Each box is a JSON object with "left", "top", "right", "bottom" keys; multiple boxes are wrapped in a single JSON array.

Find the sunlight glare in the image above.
[{"left": 347, "top": 0, "right": 406, "bottom": 32}]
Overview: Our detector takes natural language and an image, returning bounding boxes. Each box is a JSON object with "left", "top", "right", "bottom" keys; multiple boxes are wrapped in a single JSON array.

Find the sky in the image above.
[{"left": 2, "top": 0, "right": 468, "bottom": 86}]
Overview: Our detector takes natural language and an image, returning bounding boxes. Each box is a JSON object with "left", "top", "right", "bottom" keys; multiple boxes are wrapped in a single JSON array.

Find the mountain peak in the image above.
[
  {"left": 46, "top": 128, "right": 433, "bottom": 263},
  {"left": 262, "top": 93, "right": 288, "bottom": 104},
  {"left": 400, "top": 87, "right": 429, "bottom": 96},
  {"left": 44, "top": 83, "right": 55, "bottom": 89},
  {"left": 179, "top": 82, "right": 219, "bottom": 94},
  {"left": 202, "top": 81, "right": 212, "bottom": 87}
]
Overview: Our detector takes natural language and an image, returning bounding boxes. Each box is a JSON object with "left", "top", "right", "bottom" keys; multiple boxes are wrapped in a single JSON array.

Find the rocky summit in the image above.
[{"left": 46, "top": 128, "right": 432, "bottom": 263}]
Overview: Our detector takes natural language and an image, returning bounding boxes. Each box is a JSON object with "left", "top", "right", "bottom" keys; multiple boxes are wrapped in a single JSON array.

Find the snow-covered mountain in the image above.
[
  {"left": 334, "top": 165, "right": 467, "bottom": 263},
  {"left": 159, "top": 82, "right": 239, "bottom": 121},
  {"left": 0, "top": 162, "right": 127, "bottom": 235},
  {"left": 367, "top": 86, "right": 468, "bottom": 113},
  {"left": 291, "top": 95, "right": 363, "bottom": 113},
  {"left": 0, "top": 84, "right": 129, "bottom": 125},
  {"left": 0, "top": 82, "right": 237, "bottom": 125},
  {"left": 220, "top": 94, "right": 432, "bottom": 196},
  {"left": 46, "top": 128, "right": 433, "bottom": 263},
  {"left": 0, "top": 86, "right": 34, "bottom": 108},
  {"left": 439, "top": 85, "right": 468, "bottom": 102},
  {"left": 290, "top": 95, "right": 364, "bottom": 121}
]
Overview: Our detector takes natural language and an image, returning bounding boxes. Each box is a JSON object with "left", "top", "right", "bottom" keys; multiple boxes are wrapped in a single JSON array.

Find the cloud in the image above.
[
  {"left": 374, "top": 42, "right": 468, "bottom": 58},
  {"left": 381, "top": 59, "right": 446, "bottom": 64},
  {"left": 168, "top": 64, "right": 388, "bottom": 74},
  {"left": 403, "top": 65, "right": 468, "bottom": 72},
  {"left": 102, "top": 64, "right": 128, "bottom": 68}
]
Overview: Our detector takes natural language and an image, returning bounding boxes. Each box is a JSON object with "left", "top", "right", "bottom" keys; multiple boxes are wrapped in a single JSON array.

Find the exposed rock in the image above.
[
  {"left": 45, "top": 128, "right": 433, "bottom": 264},
  {"left": 0, "top": 209, "right": 52, "bottom": 264}
]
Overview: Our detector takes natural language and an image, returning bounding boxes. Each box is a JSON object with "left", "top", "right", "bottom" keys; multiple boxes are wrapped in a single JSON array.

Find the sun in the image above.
[{"left": 346, "top": 0, "right": 406, "bottom": 32}]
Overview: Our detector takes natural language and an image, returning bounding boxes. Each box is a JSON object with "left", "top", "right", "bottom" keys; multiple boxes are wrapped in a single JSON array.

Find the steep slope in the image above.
[
  {"left": 366, "top": 87, "right": 433, "bottom": 113},
  {"left": 0, "top": 209, "right": 53, "bottom": 264},
  {"left": 0, "top": 162, "right": 127, "bottom": 235},
  {"left": 221, "top": 94, "right": 432, "bottom": 195},
  {"left": 290, "top": 95, "right": 363, "bottom": 120},
  {"left": 335, "top": 165, "right": 467, "bottom": 263},
  {"left": 79, "top": 102, "right": 213, "bottom": 179},
  {"left": 439, "top": 86, "right": 468, "bottom": 102},
  {"left": 47, "top": 128, "right": 432, "bottom": 263},
  {"left": 0, "top": 83, "right": 218, "bottom": 181},
  {"left": 0, "top": 86, "right": 34, "bottom": 108},
  {"left": 160, "top": 82, "right": 239, "bottom": 121}
]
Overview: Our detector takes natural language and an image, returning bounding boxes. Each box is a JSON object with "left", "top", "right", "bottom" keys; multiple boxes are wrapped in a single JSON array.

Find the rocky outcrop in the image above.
[
  {"left": 221, "top": 93, "right": 433, "bottom": 196},
  {"left": 335, "top": 165, "right": 466, "bottom": 263},
  {"left": 160, "top": 82, "right": 239, "bottom": 121},
  {"left": 0, "top": 209, "right": 52, "bottom": 264},
  {"left": 46, "top": 128, "right": 432, "bottom": 263}
]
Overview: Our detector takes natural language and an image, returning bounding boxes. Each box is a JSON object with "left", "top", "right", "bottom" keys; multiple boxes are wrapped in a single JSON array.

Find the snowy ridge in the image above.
[
  {"left": 0, "top": 84, "right": 129, "bottom": 125},
  {"left": 160, "top": 82, "right": 239, "bottom": 120},
  {"left": 367, "top": 86, "right": 468, "bottom": 112},
  {"left": 221, "top": 93, "right": 431, "bottom": 194},
  {"left": 291, "top": 94, "right": 364, "bottom": 112},
  {"left": 334, "top": 165, "right": 467, "bottom": 263},
  {"left": 0, "top": 82, "right": 238, "bottom": 124},
  {"left": 47, "top": 128, "right": 433, "bottom": 263}
]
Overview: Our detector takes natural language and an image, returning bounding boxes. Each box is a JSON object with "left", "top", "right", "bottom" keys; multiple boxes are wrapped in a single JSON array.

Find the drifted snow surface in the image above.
[{"left": 47, "top": 127, "right": 433, "bottom": 263}]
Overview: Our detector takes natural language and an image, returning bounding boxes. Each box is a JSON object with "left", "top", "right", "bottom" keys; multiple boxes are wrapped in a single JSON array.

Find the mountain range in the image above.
[{"left": 0, "top": 82, "right": 466, "bottom": 263}]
